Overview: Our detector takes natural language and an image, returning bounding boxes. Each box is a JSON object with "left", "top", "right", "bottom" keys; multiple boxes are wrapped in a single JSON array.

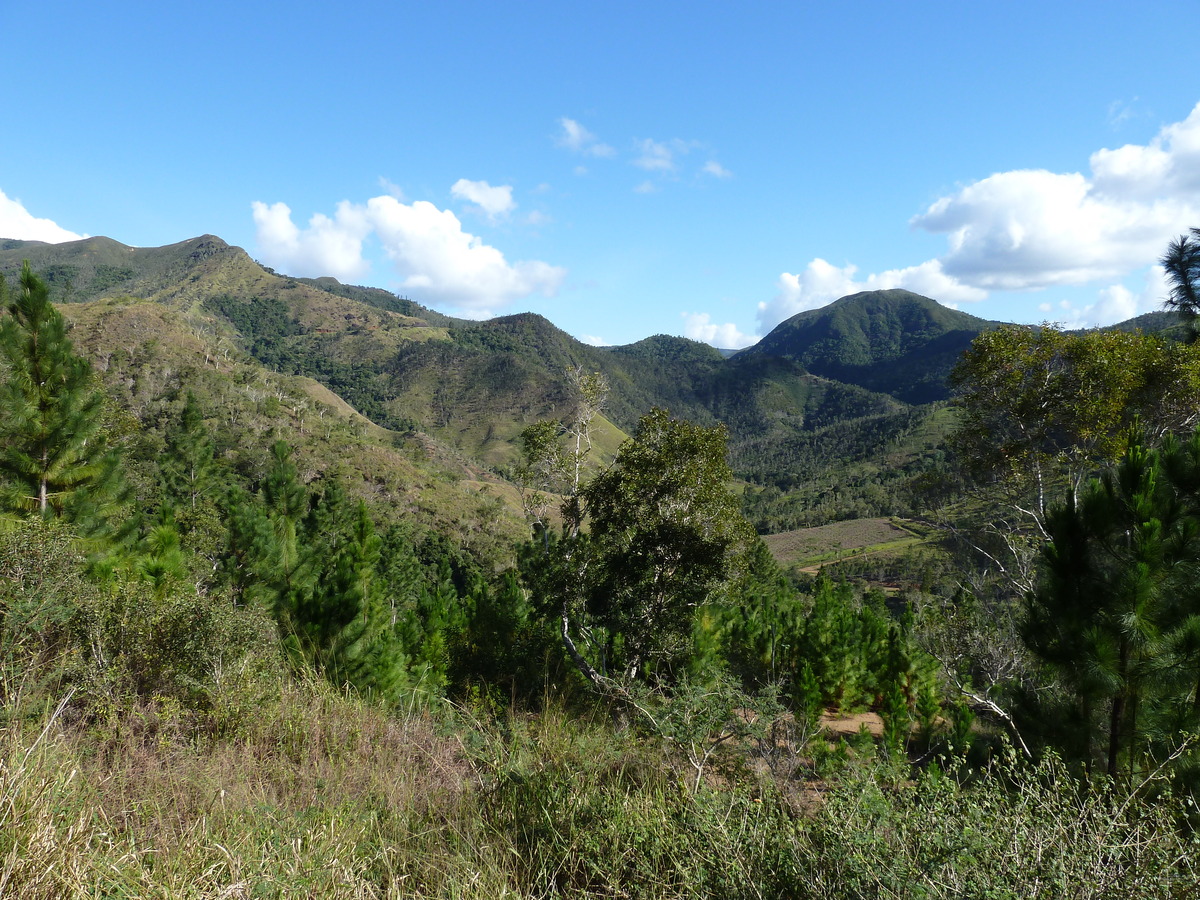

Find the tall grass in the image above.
[{"left": 1, "top": 678, "right": 1196, "bottom": 898}]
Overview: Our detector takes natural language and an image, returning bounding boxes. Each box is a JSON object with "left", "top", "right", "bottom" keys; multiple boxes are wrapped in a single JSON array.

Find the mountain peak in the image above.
[{"left": 747, "top": 289, "right": 997, "bottom": 403}]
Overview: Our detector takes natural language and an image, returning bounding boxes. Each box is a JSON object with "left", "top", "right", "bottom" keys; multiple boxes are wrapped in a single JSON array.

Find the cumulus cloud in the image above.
[
  {"left": 451, "top": 178, "right": 516, "bottom": 222},
  {"left": 0, "top": 190, "right": 84, "bottom": 243},
  {"left": 252, "top": 200, "right": 372, "bottom": 282},
  {"left": 682, "top": 312, "right": 759, "bottom": 349},
  {"left": 557, "top": 118, "right": 615, "bottom": 158},
  {"left": 365, "top": 195, "right": 564, "bottom": 309},
  {"left": 702, "top": 160, "right": 732, "bottom": 178},
  {"left": 579, "top": 334, "right": 607, "bottom": 346},
  {"left": 253, "top": 193, "right": 565, "bottom": 313},
  {"left": 757, "top": 258, "right": 985, "bottom": 332},
  {"left": 1047, "top": 267, "right": 1170, "bottom": 329},
  {"left": 911, "top": 102, "right": 1200, "bottom": 291},
  {"left": 763, "top": 102, "right": 1200, "bottom": 332}
]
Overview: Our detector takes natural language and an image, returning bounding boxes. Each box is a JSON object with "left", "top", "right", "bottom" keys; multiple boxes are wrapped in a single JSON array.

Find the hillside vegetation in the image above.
[{"left": 2, "top": 237, "right": 1200, "bottom": 897}]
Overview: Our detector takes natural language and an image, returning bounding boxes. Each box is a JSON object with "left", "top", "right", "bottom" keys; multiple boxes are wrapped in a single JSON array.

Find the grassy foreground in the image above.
[{"left": 2, "top": 677, "right": 1196, "bottom": 899}]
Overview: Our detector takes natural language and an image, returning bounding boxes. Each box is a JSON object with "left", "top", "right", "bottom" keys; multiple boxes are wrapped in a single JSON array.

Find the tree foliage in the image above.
[
  {"left": 529, "top": 408, "right": 756, "bottom": 687},
  {"left": 1023, "top": 431, "right": 1200, "bottom": 782},
  {"left": 0, "top": 261, "right": 123, "bottom": 522},
  {"left": 951, "top": 325, "right": 1200, "bottom": 502},
  {"left": 582, "top": 409, "right": 752, "bottom": 677},
  {"left": 1162, "top": 226, "right": 1200, "bottom": 339}
]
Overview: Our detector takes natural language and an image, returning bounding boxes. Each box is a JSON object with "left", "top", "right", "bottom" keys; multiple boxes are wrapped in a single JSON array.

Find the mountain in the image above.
[
  {"left": 1102, "top": 309, "right": 1184, "bottom": 336},
  {"left": 0, "top": 237, "right": 977, "bottom": 533},
  {"left": 0, "top": 236, "right": 539, "bottom": 563},
  {"left": 12, "top": 234, "right": 1158, "bottom": 536},
  {"left": 742, "top": 289, "right": 1000, "bottom": 404}
]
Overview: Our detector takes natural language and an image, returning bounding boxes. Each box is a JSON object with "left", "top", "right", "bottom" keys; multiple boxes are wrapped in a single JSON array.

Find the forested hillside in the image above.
[
  {"left": 2, "top": 234, "right": 1200, "bottom": 897},
  {"left": 0, "top": 236, "right": 964, "bottom": 532}
]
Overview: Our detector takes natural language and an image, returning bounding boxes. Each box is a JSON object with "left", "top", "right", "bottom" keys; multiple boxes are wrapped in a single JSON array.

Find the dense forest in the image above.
[{"left": 3, "top": 230, "right": 1200, "bottom": 897}]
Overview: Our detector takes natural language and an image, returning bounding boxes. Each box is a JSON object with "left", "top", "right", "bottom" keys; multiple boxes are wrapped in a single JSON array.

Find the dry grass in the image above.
[
  {"left": 2, "top": 681, "right": 1195, "bottom": 899},
  {"left": 0, "top": 682, "right": 516, "bottom": 899},
  {"left": 764, "top": 517, "right": 925, "bottom": 569}
]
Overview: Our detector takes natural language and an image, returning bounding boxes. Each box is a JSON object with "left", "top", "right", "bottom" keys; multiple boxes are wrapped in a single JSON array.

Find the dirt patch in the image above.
[{"left": 819, "top": 710, "right": 884, "bottom": 738}]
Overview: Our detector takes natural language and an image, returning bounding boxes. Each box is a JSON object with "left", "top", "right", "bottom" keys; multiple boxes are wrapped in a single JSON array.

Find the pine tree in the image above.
[
  {"left": 159, "top": 392, "right": 217, "bottom": 511},
  {"left": 157, "top": 391, "right": 224, "bottom": 560},
  {"left": 1024, "top": 437, "right": 1196, "bottom": 779},
  {"left": 315, "top": 499, "right": 407, "bottom": 700},
  {"left": 0, "top": 261, "right": 122, "bottom": 522},
  {"left": 221, "top": 448, "right": 416, "bottom": 702}
]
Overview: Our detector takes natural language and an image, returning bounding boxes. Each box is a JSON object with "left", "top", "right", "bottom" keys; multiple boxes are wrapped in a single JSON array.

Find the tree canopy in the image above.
[{"left": 950, "top": 324, "right": 1200, "bottom": 505}]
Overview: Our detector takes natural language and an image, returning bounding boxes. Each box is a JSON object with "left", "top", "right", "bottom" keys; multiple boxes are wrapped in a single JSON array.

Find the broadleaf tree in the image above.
[
  {"left": 949, "top": 324, "right": 1200, "bottom": 595},
  {"left": 562, "top": 408, "right": 754, "bottom": 685}
]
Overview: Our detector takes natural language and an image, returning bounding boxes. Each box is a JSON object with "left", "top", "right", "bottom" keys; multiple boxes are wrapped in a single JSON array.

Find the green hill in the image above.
[
  {"left": 0, "top": 237, "right": 1015, "bottom": 536},
  {"left": 743, "top": 289, "right": 999, "bottom": 403}
]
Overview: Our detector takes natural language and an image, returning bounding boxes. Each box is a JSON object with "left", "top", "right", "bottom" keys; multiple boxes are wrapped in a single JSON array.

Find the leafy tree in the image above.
[
  {"left": 951, "top": 325, "right": 1200, "bottom": 505},
  {"left": 565, "top": 408, "right": 754, "bottom": 683},
  {"left": 514, "top": 366, "right": 609, "bottom": 537},
  {"left": 0, "top": 261, "right": 123, "bottom": 522},
  {"left": 949, "top": 325, "right": 1200, "bottom": 598}
]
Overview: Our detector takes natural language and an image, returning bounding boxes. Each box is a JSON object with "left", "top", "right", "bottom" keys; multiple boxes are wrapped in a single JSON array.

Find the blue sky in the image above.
[{"left": 3, "top": 2, "right": 1198, "bottom": 348}]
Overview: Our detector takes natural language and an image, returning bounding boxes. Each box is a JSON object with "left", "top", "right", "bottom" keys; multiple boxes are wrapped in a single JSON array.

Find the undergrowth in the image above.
[{"left": 1, "top": 680, "right": 1197, "bottom": 898}]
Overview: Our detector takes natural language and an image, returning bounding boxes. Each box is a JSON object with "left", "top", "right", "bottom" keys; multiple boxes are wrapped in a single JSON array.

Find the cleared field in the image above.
[{"left": 763, "top": 517, "right": 924, "bottom": 568}]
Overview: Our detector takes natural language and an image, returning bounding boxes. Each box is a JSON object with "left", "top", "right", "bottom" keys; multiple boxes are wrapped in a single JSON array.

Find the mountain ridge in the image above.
[{"left": 0, "top": 233, "right": 1177, "bottom": 534}]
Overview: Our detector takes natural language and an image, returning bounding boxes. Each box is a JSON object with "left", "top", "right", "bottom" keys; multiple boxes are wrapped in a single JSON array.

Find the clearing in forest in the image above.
[{"left": 763, "top": 517, "right": 926, "bottom": 570}]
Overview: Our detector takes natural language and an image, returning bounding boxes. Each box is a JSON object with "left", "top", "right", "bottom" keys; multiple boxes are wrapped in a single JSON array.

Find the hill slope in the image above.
[
  {"left": 743, "top": 289, "right": 999, "bottom": 403},
  {"left": 0, "top": 236, "right": 1021, "bottom": 534}
]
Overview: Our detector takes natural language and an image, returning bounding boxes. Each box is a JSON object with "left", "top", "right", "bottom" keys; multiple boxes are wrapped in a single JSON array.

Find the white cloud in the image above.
[
  {"left": 633, "top": 180, "right": 658, "bottom": 195},
  {"left": 1107, "top": 98, "right": 1140, "bottom": 129},
  {"left": 252, "top": 200, "right": 372, "bottom": 282},
  {"left": 1047, "top": 267, "right": 1169, "bottom": 329},
  {"left": 757, "top": 258, "right": 985, "bottom": 332},
  {"left": 632, "top": 137, "right": 716, "bottom": 189},
  {"left": 634, "top": 138, "right": 675, "bottom": 172},
  {"left": 911, "top": 102, "right": 1200, "bottom": 292},
  {"left": 365, "top": 196, "right": 564, "bottom": 310},
  {"left": 579, "top": 334, "right": 607, "bottom": 346},
  {"left": 556, "top": 118, "right": 615, "bottom": 158},
  {"left": 0, "top": 190, "right": 84, "bottom": 243},
  {"left": 760, "top": 102, "right": 1200, "bottom": 333},
  {"left": 253, "top": 193, "right": 565, "bottom": 313},
  {"left": 451, "top": 178, "right": 516, "bottom": 222},
  {"left": 377, "top": 177, "right": 406, "bottom": 200},
  {"left": 682, "top": 312, "right": 759, "bottom": 349}
]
